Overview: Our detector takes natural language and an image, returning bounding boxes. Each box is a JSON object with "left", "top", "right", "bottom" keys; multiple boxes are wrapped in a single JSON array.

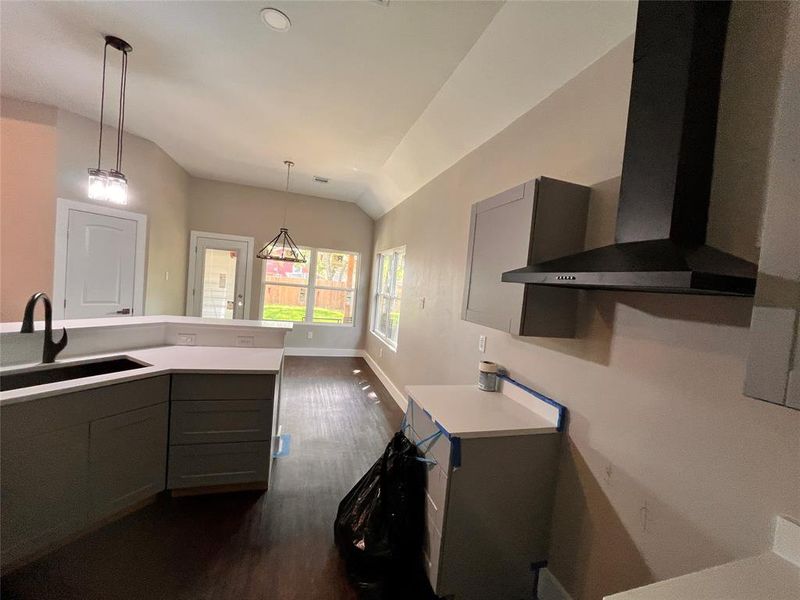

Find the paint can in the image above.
[{"left": 478, "top": 361, "right": 498, "bottom": 392}]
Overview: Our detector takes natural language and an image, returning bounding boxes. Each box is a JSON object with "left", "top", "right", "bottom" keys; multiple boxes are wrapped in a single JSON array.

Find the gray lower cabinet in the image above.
[
  {"left": 0, "top": 376, "right": 170, "bottom": 568},
  {"left": 89, "top": 402, "right": 169, "bottom": 521},
  {"left": 0, "top": 423, "right": 89, "bottom": 567},
  {"left": 167, "top": 374, "right": 277, "bottom": 492},
  {"left": 406, "top": 400, "right": 561, "bottom": 600}
]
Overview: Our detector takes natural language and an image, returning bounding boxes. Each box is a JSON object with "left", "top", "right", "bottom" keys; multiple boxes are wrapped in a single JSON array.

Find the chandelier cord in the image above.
[
  {"left": 97, "top": 42, "right": 108, "bottom": 170},
  {"left": 116, "top": 50, "right": 128, "bottom": 172}
]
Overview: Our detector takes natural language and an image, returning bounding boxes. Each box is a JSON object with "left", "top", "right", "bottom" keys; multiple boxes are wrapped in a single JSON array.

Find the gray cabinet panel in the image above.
[
  {"left": 1, "top": 423, "right": 89, "bottom": 566},
  {"left": 170, "top": 399, "right": 273, "bottom": 445},
  {"left": 0, "top": 376, "right": 170, "bottom": 442},
  {"left": 462, "top": 176, "right": 589, "bottom": 337},
  {"left": 89, "top": 403, "right": 168, "bottom": 521},
  {"left": 167, "top": 441, "right": 270, "bottom": 489},
  {"left": 171, "top": 374, "right": 275, "bottom": 401},
  {"left": 436, "top": 433, "right": 561, "bottom": 599}
]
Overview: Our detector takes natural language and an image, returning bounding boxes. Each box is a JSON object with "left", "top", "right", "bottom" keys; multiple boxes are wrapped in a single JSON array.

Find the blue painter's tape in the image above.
[
  {"left": 272, "top": 433, "right": 292, "bottom": 458},
  {"left": 498, "top": 373, "right": 567, "bottom": 432},
  {"left": 450, "top": 437, "right": 461, "bottom": 469}
]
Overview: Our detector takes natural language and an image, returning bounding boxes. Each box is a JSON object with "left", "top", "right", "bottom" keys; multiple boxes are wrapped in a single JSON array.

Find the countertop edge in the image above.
[{"left": 0, "top": 347, "right": 284, "bottom": 406}]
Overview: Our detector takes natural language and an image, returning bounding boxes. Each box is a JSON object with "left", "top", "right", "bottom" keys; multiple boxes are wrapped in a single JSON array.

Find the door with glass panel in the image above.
[{"left": 188, "top": 233, "right": 253, "bottom": 319}]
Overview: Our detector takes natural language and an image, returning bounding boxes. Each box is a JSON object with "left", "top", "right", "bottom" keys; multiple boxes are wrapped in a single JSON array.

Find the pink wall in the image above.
[{"left": 0, "top": 99, "right": 57, "bottom": 322}]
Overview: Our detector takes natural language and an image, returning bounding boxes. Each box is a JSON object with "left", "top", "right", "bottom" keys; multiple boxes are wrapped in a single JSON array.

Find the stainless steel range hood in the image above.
[{"left": 502, "top": 1, "right": 757, "bottom": 296}]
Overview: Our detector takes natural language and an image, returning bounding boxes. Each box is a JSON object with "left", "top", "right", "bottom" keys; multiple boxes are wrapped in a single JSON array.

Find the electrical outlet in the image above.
[
  {"left": 164, "top": 271, "right": 170, "bottom": 281},
  {"left": 177, "top": 333, "right": 196, "bottom": 346},
  {"left": 379, "top": 346, "right": 384, "bottom": 358},
  {"left": 479, "top": 335, "right": 486, "bottom": 353},
  {"left": 236, "top": 335, "right": 254, "bottom": 347},
  {"left": 307, "top": 331, "right": 313, "bottom": 340}
]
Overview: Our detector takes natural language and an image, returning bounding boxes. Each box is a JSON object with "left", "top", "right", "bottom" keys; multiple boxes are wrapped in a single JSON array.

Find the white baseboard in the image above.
[
  {"left": 362, "top": 352, "right": 407, "bottom": 412},
  {"left": 539, "top": 568, "right": 573, "bottom": 600},
  {"left": 284, "top": 347, "right": 363, "bottom": 357}
]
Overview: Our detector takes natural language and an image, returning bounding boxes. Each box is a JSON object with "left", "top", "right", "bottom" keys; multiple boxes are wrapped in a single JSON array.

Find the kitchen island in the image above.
[{"left": 0, "top": 316, "right": 292, "bottom": 571}]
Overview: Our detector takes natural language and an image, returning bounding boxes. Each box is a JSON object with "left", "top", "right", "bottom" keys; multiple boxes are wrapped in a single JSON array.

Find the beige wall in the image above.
[
  {"left": 54, "top": 109, "right": 190, "bottom": 315},
  {"left": 0, "top": 97, "right": 190, "bottom": 320},
  {"left": 365, "top": 4, "right": 800, "bottom": 599},
  {"left": 0, "top": 100, "right": 58, "bottom": 321},
  {"left": 188, "top": 177, "right": 374, "bottom": 349}
]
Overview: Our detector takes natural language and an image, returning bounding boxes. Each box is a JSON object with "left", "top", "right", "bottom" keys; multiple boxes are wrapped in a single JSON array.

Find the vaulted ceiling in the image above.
[{"left": 1, "top": 1, "right": 636, "bottom": 217}]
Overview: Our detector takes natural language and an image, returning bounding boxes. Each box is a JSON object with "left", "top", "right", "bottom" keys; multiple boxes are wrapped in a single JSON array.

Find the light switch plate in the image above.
[
  {"left": 419, "top": 297, "right": 426, "bottom": 309},
  {"left": 307, "top": 331, "right": 313, "bottom": 340},
  {"left": 177, "top": 333, "right": 196, "bottom": 346},
  {"left": 479, "top": 335, "right": 486, "bottom": 353}
]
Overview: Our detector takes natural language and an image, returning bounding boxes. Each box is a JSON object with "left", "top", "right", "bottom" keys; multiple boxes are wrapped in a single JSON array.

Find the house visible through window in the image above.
[
  {"left": 372, "top": 246, "right": 405, "bottom": 348},
  {"left": 262, "top": 248, "right": 358, "bottom": 325}
]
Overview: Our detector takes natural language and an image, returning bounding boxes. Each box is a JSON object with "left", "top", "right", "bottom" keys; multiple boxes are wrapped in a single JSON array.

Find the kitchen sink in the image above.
[{"left": 0, "top": 357, "right": 149, "bottom": 391}]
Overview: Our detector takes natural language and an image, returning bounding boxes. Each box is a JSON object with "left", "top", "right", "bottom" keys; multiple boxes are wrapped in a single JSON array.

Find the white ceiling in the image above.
[{"left": 1, "top": 1, "right": 636, "bottom": 218}]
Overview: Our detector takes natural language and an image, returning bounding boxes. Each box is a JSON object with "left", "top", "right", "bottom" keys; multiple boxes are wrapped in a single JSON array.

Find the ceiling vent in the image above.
[{"left": 313, "top": 176, "right": 329, "bottom": 184}]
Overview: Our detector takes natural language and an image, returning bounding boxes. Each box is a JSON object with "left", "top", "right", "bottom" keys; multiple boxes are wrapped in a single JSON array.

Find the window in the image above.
[
  {"left": 372, "top": 246, "right": 405, "bottom": 348},
  {"left": 262, "top": 248, "right": 358, "bottom": 325}
]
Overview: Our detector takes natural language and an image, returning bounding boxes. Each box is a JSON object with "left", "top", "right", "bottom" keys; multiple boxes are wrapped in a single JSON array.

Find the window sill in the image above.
[{"left": 370, "top": 330, "right": 398, "bottom": 353}]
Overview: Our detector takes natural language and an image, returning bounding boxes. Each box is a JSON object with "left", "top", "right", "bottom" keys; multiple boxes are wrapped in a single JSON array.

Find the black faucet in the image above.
[{"left": 20, "top": 292, "right": 68, "bottom": 363}]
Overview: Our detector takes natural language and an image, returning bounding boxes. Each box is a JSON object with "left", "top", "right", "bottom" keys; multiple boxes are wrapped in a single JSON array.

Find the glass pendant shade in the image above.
[
  {"left": 257, "top": 228, "right": 306, "bottom": 262},
  {"left": 106, "top": 170, "right": 128, "bottom": 205},
  {"left": 88, "top": 36, "right": 131, "bottom": 205},
  {"left": 87, "top": 168, "right": 109, "bottom": 200}
]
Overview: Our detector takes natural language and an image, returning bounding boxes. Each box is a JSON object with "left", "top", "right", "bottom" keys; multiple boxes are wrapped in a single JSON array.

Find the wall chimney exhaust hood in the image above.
[{"left": 502, "top": 1, "right": 757, "bottom": 296}]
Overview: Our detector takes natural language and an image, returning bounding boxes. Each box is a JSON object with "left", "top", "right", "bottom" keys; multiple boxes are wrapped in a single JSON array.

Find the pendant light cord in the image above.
[
  {"left": 97, "top": 42, "right": 109, "bottom": 170},
  {"left": 283, "top": 160, "right": 293, "bottom": 228},
  {"left": 116, "top": 50, "right": 128, "bottom": 172}
]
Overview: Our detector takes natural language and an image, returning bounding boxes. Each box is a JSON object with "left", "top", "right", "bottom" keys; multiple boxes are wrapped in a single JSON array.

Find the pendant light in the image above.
[
  {"left": 88, "top": 35, "right": 132, "bottom": 205},
  {"left": 257, "top": 161, "right": 307, "bottom": 263}
]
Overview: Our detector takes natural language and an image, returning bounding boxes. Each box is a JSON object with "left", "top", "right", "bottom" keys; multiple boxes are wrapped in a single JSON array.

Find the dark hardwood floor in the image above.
[{"left": 1, "top": 356, "right": 405, "bottom": 600}]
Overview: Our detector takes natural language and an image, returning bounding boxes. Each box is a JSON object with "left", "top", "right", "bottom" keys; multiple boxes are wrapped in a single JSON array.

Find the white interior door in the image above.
[
  {"left": 190, "top": 236, "right": 250, "bottom": 319},
  {"left": 63, "top": 209, "right": 140, "bottom": 319}
]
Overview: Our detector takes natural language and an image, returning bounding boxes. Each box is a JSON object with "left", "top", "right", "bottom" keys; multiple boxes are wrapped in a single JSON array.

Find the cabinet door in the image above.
[
  {"left": 1, "top": 423, "right": 89, "bottom": 567},
  {"left": 462, "top": 182, "right": 534, "bottom": 333},
  {"left": 89, "top": 403, "right": 168, "bottom": 521}
]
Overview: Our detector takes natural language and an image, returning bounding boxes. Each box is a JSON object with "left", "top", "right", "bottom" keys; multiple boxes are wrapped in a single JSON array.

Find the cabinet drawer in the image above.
[
  {"left": 171, "top": 374, "right": 274, "bottom": 401},
  {"left": 170, "top": 400, "right": 273, "bottom": 445},
  {"left": 167, "top": 442, "right": 269, "bottom": 489},
  {"left": 423, "top": 511, "right": 443, "bottom": 593},
  {"left": 408, "top": 407, "right": 451, "bottom": 471},
  {"left": 424, "top": 464, "right": 448, "bottom": 534}
]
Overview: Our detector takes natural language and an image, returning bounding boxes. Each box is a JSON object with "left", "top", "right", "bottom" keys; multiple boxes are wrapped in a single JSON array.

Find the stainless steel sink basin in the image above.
[{"left": 0, "top": 357, "right": 149, "bottom": 392}]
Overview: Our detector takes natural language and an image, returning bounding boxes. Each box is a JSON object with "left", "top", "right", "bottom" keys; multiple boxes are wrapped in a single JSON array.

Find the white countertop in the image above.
[
  {"left": 605, "top": 516, "right": 800, "bottom": 600},
  {"left": 605, "top": 552, "right": 799, "bottom": 600},
  {"left": 0, "top": 315, "right": 293, "bottom": 335},
  {"left": 0, "top": 345, "right": 284, "bottom": 405},
  {"left": 405, "top": 384, "right": 560, "bottom": 439}
]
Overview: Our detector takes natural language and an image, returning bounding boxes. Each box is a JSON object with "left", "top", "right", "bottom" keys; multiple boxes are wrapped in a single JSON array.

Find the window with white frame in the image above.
[
  {"left": 262, "top": 248, "right": 358, "bottom": 325},
  {"left": 372, "top": 246, "right": 405, "bottom": 348}
]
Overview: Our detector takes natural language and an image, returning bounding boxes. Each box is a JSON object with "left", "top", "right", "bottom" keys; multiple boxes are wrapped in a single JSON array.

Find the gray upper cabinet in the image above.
[{"left": 462, "top": 176, "right": 590, "bottom": 337}]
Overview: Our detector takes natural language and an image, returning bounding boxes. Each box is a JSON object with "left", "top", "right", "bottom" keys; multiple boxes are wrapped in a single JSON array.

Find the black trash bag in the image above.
[{"left": 334, "top": 431, "right": 432, "bottom": 599}]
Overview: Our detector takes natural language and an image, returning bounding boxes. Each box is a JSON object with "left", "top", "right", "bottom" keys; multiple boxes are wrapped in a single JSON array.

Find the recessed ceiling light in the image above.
[{"left": 261, "top": 8, "right": 291, "bottom": 32}]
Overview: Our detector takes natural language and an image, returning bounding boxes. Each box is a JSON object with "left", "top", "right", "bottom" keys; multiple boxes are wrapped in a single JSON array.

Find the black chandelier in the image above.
[{"left": 257, "top": 161, "right": 307, "bottom": 263}]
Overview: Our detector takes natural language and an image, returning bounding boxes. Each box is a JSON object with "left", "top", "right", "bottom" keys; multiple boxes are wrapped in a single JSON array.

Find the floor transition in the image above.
[{"left": 1, "top": 356, "right": 430, "bottom": 600}]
